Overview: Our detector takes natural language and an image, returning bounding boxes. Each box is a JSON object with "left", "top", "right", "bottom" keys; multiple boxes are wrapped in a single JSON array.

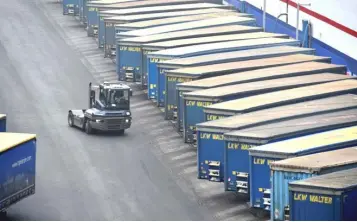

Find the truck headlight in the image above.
[
  {"left": 125, "top": 119, "right": 129, "bottom": 123},
  {"left": 95, "top": 119, "right": 104, "bottom": 123},
  {"left": 126, "top": 112, "right": 131, "bottom": 116}
]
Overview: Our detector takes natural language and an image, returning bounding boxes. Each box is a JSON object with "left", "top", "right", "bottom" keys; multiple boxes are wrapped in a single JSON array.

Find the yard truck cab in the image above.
[{"left": 68, "top": 81, "right": 133, "bottom": 134}]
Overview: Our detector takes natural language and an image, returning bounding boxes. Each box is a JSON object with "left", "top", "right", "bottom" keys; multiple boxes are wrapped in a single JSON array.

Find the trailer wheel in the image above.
[
  {"left": 0, "top": 211, "right": 7, "bottom": 219},
  {"left": 68, "top": 112, "right": 74, "bottom": 127},
  {"left": 84, "top": 119, "right": 93, "bottom": 134}
]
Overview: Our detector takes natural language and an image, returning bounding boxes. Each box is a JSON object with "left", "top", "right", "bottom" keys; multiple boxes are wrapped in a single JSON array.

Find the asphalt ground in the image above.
[{"left": 0, "top": 0, "right": 264, "bottom": 220}]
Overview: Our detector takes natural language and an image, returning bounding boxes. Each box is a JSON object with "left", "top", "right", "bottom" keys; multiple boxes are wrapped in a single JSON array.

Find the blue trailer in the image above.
[
  {"left": 145, "top": 32, "right": 289, "bottom": 102},
  {"left": 195, "top": 94, "right": 357, "bottom": 188},
  {"left": 86, "top": 0, "right": 140, "bottom": 36},
  {"left": 0, "top": 115, "right": 6, "bottom": 132},
  {"left": 149, "top": 38, "right": 300, "bottom": 108},
  {"left": 270, "top": 148, "right": 357, "bottom": 221},
  {"left": 289, "top": 167, "right": 357, "bottom": 221},
  {"left": 176, "top": 61, "right": 345, "bottom": 132},
  {"left": 180, "top": 55, "right": 334, "bottom": 143},
  {"left": 109, "top": 12, "right": 245, "bottom": 59},
  {"left": 244, "top": 123, "right": 357, "bottom": 216},
  {"left": 117, "top": 23, "right": 260, "bottom": 84},
  {"left": 109, "top": 12, "right": 250, "bottom": 57},
  {"left": 103, "top": 12, "right": 236, "bottom": 55},
  {"left": 159, "top": 46, "right": 316, "bottom": 122},
  {"left": 115, "top": 8, "right": 247, "bottom": 31},
  {"left": 100, "top": 5, "right": 235, "bottom": 56},
  {"left": 198, "top": 96, "right": 357, "bottom": 186},
  {"left": 0, "top": 132, "right": 37, "bottom": 215},
  {"left": 86, "top": 0, "right": 200, "bottom": 37},
  {"left": 202, "top": 79, "right": 357, "bottom": 122},
  {"left": 118, "top": 28, "right": 268, "bottom": 84},
  {"left": 63, "top": 0, "right": 79, "bottom": 16}
]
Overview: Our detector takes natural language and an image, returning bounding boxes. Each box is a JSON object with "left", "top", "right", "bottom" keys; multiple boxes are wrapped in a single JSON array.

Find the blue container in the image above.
[
  {"left": 150, "top": 38, "right": 300, "bottom": 107},
  {"left": 118, "top": 23, "right": 259, "bottom": 84},
  {"left": 100, "top": 4, "right": 235, "bottom": 56},
  {"left": 195, "top": 94, "right": 357, "bottom": 190},
  {"left": 0, "top": 133, "right": 37, "bottom": 212},
  {"left": 63, "top": 0, "right": 79, "bottom": 15},
  {"left": 0, "top": 115, "right": 6, "bottom": 132},
  {"left": 86, "top": 0, "right": 189, "bottom": 37},
  {"left": 203, "top": 79, "right": 356, "bottom": 123},
  {"left": 86, "top": 0, "right": 158, "bottom": 37},
  {"left": 109, "top": 11, "right": 249, "bottom": 57},
  {"left": 270, "top": 148, "right": 357, "bottom": 221},
  {"left": 116, "top": 19, "right": 260, "bottom": 83},
  {"left": 180, "top": 56, "right": 335, "bottom": 143},
  {"left": 289, "top": 167, "right": 357, "bottom": 221},
  {"left": 115, "top": 8, "right": 246, "bottom": 32},
  {"left": 160, "top": 46, "right": 316, "bottom": 122},
  {"left": 246, "top": 124, "right": 357, "bottom": 214},
  {"left": 176, "top": 61, "right": 346, "bottom": 133},
  {"left": 145, "top": 31, "right": 286, "bottom": 96},
  {"left": 220, "top": 108, "right": 357, "bottom": 195}
]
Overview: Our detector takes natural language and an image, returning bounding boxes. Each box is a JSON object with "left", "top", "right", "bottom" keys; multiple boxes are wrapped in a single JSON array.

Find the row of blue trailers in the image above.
[
  {"left": 0, "top": 114, "right": 37, "bottom": 216},
  {"left": 61, "top": 0, "right": 357, "bottom": 220}
]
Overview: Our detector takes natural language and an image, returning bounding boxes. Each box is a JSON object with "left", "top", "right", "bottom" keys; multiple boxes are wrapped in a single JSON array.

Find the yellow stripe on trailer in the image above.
[{"left": 0, "top": 132, "right": 36, "bottom": 153}]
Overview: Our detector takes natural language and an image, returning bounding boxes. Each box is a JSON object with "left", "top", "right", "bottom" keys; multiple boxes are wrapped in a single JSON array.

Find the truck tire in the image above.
[
  {"left": 68, "top": 112, "right": 74, "bottom": 127},
  {"left": 84, "top": 119, "right": 93, "bottom": 134},
  {"left": 118, "top": 129, "right": 125, "bottom": 135}
]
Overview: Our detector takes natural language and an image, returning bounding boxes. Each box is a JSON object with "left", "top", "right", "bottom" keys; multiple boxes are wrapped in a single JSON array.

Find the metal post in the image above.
[
  {"left": 296, "top": 1, "right": 311, "bottom": 40},
  {"left": 263, "top": 0, "right": 267, "bottom": 31},
  {"left": 296, "top": 1, "right": 300, "bottom": 40}
]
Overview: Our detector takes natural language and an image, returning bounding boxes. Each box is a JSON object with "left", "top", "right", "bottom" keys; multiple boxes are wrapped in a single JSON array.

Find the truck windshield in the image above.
[{"left": 106, "top": 89, "right": 129, "bottom": 110}]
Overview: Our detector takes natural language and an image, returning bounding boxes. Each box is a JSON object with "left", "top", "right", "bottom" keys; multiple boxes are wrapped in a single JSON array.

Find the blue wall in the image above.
[{"left": 226, "top": 0, "right": 357, "bottom": 75}]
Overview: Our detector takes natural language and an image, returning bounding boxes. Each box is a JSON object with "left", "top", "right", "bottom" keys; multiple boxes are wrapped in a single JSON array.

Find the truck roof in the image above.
[
  {"left": 270, "top": 147, "right": 357, "bottom": 172},
  {"left": 113, "top": 8, "right": 237, "bottom": 24},
  {"left": 204, "top": 80, "right": 356, "bottom": 113},
  {"left": 112, "top": 11, "right": 233, "bottom": 27},
  {"left": 0, "top": 114, "right": 5, "bottom": 120},
  {"left": 89, "top": 0, "right": 201, "bottom": 9},
  {"left": 119, "top": 15, "right": 255, "bottom": 38},
  {"left": 142, "top": 32, "right": 287, "bottom": 49},
  {"left": 224, "top": 109, "right": 357, "bottom": 144},
  {"left": 159, "top": 46, "right": 314, "bottom": 67},
  {"left": 247, "top": 125, "right": 357, "bottom": 157},
  {"left": 101, "top": 3, "right": 227, "bottom": 17},
  {"left": 177, "top": 62, "right": 343, "bottom": 90},
  {"left": 169, "top": 54, "right": 330, "bottom": 78},
  {"left": 149, "top": 38, "right": 299, "bottom": 59},
  {"left": 88, "top": 0, "right": 143, "bottom": 7},
  {"left": 289, "top": 167, "right": 357, "bottom": 191},
  {"left": 119, "top": 25, "right": 261, "bottom": 45},
  {"left": 183, "top": 73, "right": 348, "bottom": 100},
  {"left": 0, "top": 132, "right": 36, "bottom": 153},
  {"left": 197, "top": 94, "right": 357, "bottom": 131}
]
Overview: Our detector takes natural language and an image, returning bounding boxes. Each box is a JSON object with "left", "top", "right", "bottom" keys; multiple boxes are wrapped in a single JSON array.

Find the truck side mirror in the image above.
[{"left": 129, "top": 89, "right": 133, "bottom": 97}]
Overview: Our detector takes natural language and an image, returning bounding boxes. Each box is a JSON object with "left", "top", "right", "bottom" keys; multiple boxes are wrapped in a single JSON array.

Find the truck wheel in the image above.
[
  {"left": 68, "top": 112, "right": 74, "bottom": 127},
  {"left": 84, "top": 120, "right": 93, "bottom": 134},
  {"left": 118, "top": 129, "right": 125, "bottom": 135}
]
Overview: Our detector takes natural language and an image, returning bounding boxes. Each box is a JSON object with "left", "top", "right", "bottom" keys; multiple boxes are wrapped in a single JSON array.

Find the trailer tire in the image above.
[
  {"left": 84, "top": 119, "right": 93, "bottom": 134},
  {"left": 0, "top": 211, "right": 7, "bottom": 219},
  {"left": 68, "top": 112, "right": 74, "bottom": 127}
]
